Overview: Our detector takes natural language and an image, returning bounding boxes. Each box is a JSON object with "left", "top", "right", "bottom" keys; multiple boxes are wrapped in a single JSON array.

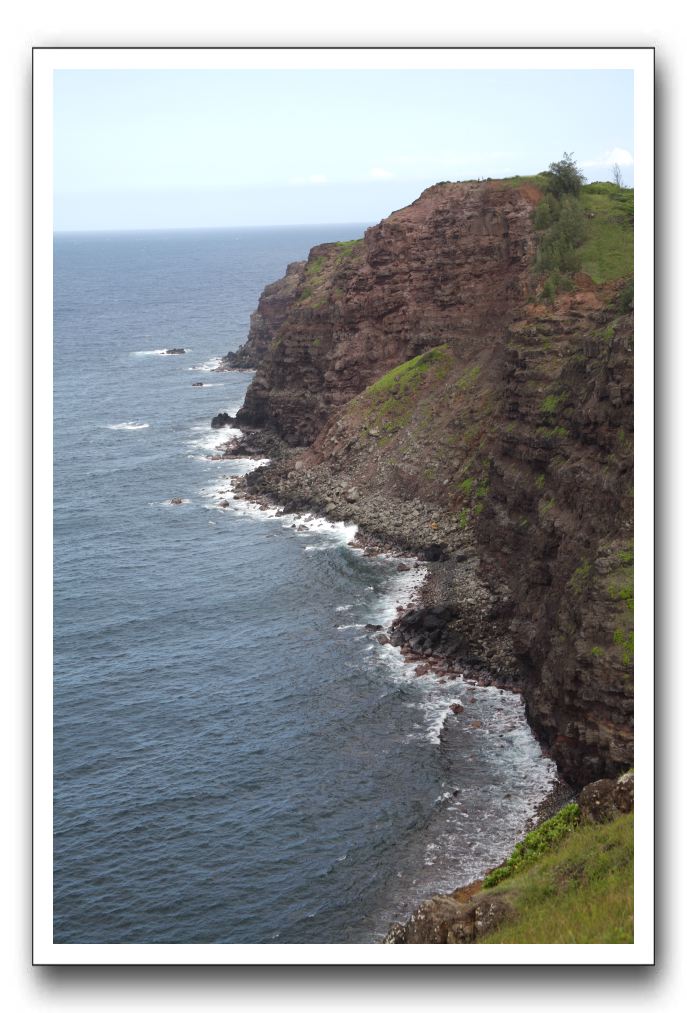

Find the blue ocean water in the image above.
[{"left": 53, "top": 226, "right": 557, "bottom": 944}]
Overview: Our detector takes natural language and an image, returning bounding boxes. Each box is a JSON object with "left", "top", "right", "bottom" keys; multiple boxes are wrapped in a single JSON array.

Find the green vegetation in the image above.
[
  {"left": 361, "top": 345, "right": 452, "bottom": 436},
  {"left": 366, "top": 345, "right": 450, "bottom": 398},
  {"left": 608, "top": 544, "right": 634, "bottom": 669},
  {"left": 534, "top": 191, "right": 587, "bottom": 289},
  {"left": 456, "top": 364, "right": 481, "bottom": 390},
  {"left": 540, "top": 394, "right": 562, "bottom": 415},
  {"left": 305, "top": 254, "right": 326, "bottom": 278},
  {"left": 578, "top": 184, "right": 634, "bottom": 283},
  {"left": 534, "top": 473, "right": 545, "bottom": 489},
  {"left": 547, "top": 152, "right": 586, "bottom": 198},
  {"left": 335, "top": 238, "right": 363, "bottom": 260},
  {"left": 569, "top": 559, "right": 592, "bottom": 594},
  {"left": 483, "top": 804, "right": 580, "bottom": 887},
  {"left": 297, "top": 253, "right": 331, "bottom": 302},
  {"left": 496, "top": 173, "right": 551, "bottom": 191},
  {"left": 536, "top": 425, "right": 568, "bottom": 441},
  {"left": 613, "top": 627, "right": 634, "bottom": 668},
  {"left": 521, "top": 155, "right": 633, "bottom": 294},
  {"left": 481, "top": 812, "right": 633, "bottom": 944},
  {"left": 538, "top": 496, "right": 554, "bottom": 515}
]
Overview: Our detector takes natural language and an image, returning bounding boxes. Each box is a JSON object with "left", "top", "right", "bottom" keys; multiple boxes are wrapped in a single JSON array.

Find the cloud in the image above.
[
  {"left": 581, "top": 147, "right": 634, "bottom": 168},
  {"left": 369, "top": 166, "right": 394, "bottom": 180}
]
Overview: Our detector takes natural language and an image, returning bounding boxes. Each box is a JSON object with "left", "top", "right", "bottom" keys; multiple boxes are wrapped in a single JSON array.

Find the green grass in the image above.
[
  {"left": 495, "top": 173, "right": 549, "bottom": 191},
  {"left": 569, "top": 559, "right": 591, "bottom": 594},
  {"left": 480, "top": 812, "right": 633, "bottom": 944},
  {"left": 607, "top": 543, "right": 634, "bottom": 669},
  {"left": 540, "top": 394, "right": 562, "bottom": 414},
  {"left": 335, "top": 238, "right": 363, "bottom": 260},
  {"left": 456, "top": 364, "right": 481, "bottom": 390},
  {"left": 483, "top": 804, "right": 580, "bottom": 888},
  {"left": 366, "top": 346, "right": 450, "bottom": 397},
  {"left": 360, "top": 345, "right": 452, "bottom": 435},
  {"left": 578, "top": 184, "right": 634, "bottom": 283}
]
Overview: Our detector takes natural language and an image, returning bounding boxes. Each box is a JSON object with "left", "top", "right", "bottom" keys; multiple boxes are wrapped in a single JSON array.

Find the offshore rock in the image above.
[{"left": 210, "top": 412, "right": 236, "bottom": 429}]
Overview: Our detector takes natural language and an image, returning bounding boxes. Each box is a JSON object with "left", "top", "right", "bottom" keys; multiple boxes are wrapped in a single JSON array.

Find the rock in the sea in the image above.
[
  {"left": 211, "top": 412, "right": 236, "bottom": 429},
  {"left": 165, "top": 348, "right": 186, "bottom": 354},
  {"left": 218, "top": 500, "right": 230, "bottom": 508},
  {"left": 170, "top": 498, "right": 183, "bottom": 505},
  {"left": 450, "top": 703, "right": 464, "bottom": 714},
  {"left": 192, "top": 381, "right": 205, "bottom": 387}
]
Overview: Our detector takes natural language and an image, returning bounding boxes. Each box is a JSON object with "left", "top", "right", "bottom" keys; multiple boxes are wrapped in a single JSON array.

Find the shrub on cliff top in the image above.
[{"left": 548, "top": 152, "right": 586, "bottom": 198}]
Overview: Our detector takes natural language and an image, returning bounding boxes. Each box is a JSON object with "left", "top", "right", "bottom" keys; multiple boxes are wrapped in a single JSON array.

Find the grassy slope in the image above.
[
  {"left": 480, "top": 812, "right": 634, "bottom": 944},
  {"left": 496, "top": 175, "right": 633, "bottom": 284},
  {"left": 578, "top": 182, "right": 634, "bottom": 284}
]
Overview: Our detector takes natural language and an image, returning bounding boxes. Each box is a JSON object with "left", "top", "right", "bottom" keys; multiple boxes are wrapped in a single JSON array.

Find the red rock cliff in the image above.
[{"left": 228, "top": 179, "right": 634, "bottom": 789}]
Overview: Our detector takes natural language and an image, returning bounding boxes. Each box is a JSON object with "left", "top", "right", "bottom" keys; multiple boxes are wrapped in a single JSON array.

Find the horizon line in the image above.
[{"left": 53, "top": 221, "right": 375, "bottom": 236}]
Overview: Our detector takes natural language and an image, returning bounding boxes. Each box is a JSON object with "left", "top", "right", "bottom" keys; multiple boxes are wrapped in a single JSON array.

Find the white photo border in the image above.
[{"left": 34, "top": 45, "right": 654, "bottom": 966}]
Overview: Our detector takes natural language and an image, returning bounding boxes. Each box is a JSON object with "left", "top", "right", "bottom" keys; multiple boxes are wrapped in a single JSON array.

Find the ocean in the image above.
[{"left": 53, "top": 225, "right": 557, "bottom": 944}]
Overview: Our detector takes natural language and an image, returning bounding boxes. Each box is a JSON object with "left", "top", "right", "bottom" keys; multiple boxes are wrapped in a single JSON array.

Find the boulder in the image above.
[
  {"left": 384, "top": 893, "right": 512, "bottom": 944},
  {"left": 578, "top": 771, "right": 634, "bottom": 824},
  {"left": 165, "top": 347, "right": 186, "bottom": 354}
]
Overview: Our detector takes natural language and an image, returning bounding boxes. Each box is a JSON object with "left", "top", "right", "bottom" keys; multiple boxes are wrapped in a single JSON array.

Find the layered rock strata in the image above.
[{"left": 222, "top": 179, "right": 634, "bottom": 790}]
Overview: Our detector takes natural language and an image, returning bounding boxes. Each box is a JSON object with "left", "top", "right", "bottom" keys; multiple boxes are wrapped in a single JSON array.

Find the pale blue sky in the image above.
[{"left": 54, "top": 69, "right": 634, "bottom": 231}]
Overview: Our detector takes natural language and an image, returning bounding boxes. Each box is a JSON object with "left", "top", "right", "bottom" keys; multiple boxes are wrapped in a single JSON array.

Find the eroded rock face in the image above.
[
  {"left": 226, "top": 179, "right": 634, "bottom": 789},
  {"left": 218, "top": 261, "right": 306, "bottom": 370},
  {"left": 235, "top": 181, "right": 540, "bottom": 445}
]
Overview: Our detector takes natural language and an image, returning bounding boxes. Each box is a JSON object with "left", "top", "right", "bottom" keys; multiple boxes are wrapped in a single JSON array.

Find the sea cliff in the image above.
[{"left": 219, "top": 175, "right": 634, "bottom": 794}]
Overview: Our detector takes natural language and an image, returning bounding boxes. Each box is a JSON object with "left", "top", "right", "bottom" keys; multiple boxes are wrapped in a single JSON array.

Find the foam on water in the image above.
[
  {"left": 185, "top": 425, "right": 244, "bottom": 459},
  {"left": 188, "top": 355, "right": 224, "bottom": 372},
  {"left": 132, "top": 348, "right": 192, "bottom": 357},
  {"left": 106, "top": 421, "right": 150, "bottom": 431}
]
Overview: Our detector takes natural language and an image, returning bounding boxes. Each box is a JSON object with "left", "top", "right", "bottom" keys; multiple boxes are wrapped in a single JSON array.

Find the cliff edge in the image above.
[{"left": 223, "top": 176, "right": 634, "bottom": 791}]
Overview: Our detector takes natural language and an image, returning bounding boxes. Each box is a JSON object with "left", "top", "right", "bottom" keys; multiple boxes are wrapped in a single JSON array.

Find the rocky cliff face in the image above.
[
  {"left": 232, "top": 182, "right": 540, "bottom": 444},
  {"left": 224, "top": 179, "right": 634, "bottom": 790},
  {"left": 218, "top": 260, "right": 306, "bottom": 369}
]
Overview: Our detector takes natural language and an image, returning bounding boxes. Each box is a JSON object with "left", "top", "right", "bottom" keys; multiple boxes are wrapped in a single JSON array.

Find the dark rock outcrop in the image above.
[
  {"left": 578, "top": 770, "right": 634, "bottom": 823},
  {"left": 210, "top": 412, "right": 236, "bottom": 429},
  {"left": 218, "top": 261, "right": 306, "bottom": 370}
]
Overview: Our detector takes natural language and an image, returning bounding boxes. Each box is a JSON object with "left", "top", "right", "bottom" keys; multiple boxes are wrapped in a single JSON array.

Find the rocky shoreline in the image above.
[
  {"left": 205, "top": 175, "right": 633, "bottom": 941},
  {"left": 211, "top": 414, "right": 576, "bottom": 932}
]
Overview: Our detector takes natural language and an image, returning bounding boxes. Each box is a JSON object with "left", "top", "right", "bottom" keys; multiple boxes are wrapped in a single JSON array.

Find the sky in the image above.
[{"left": 53, "top": 69, "right": 634, "bottom": 231}]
